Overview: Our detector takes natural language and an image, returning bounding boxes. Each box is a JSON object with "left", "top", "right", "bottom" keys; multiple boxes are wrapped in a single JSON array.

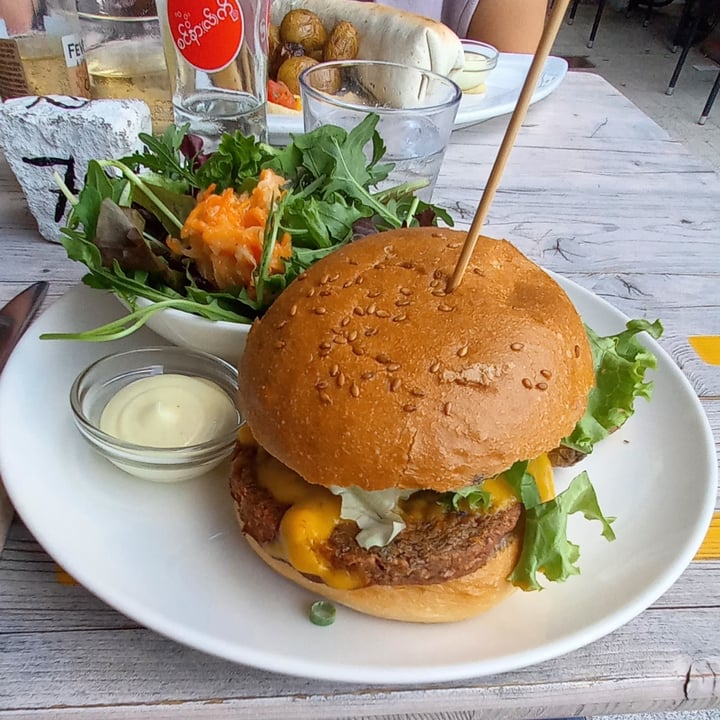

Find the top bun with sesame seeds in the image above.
[{"left": 237, "top": 227, "right": 594, "bottom": 493}]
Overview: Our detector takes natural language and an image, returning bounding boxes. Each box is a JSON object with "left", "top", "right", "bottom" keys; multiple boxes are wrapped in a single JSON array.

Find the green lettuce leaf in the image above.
[
  {"left": 509, "top": 471, "right": 616, "bottom": 591},
  {"left": 563, "top": 319, "right": 664, "bottom": 455}
]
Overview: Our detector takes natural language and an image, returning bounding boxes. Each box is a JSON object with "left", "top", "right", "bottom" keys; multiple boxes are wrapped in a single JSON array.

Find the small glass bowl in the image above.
[
  {"left": 70, "top": 347, "right": 243, "bottom": 483},
  {"left": 452, "top": 40, "right": 499, "bottom": 93}
]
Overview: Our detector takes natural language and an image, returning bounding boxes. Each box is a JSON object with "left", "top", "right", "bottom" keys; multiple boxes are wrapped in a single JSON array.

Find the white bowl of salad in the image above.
[{"left": 47, "top": 120, "right": 452, "bottom": 363}]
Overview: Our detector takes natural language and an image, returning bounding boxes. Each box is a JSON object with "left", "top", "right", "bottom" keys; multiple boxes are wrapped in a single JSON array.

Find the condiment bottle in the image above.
[
  {"left": 155, "top": 0, "right": 270, "bottom": 149},
  {"left": 0, "top": 0, "right": 90, "bottom": 99},
  {"left": 76, "top": 0, "right": 174, "bottom": 133}
]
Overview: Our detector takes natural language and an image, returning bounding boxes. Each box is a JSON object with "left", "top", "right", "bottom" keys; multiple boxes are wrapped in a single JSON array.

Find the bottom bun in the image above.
[{"left": 241, "top": 523, "right": 522, "bottom": 624}]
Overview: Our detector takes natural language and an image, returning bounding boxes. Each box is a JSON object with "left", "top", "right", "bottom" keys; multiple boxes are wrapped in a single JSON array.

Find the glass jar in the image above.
[
  {"left": 76, "top": 0, "right": 174, "bottom": 133},
  {"left": 0, "top": 0, "right": 91, "bottom": 98}
]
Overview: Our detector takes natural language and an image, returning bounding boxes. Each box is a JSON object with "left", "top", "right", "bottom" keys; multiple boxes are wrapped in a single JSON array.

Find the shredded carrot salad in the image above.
[{"left": 168, "top": 168, "right": 292, "bottom": 296}]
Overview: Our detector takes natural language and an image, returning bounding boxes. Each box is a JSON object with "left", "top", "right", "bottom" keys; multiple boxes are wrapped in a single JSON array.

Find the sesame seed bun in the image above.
[{"left": 237, "top": 227, "right": 594, "bottom": 493}]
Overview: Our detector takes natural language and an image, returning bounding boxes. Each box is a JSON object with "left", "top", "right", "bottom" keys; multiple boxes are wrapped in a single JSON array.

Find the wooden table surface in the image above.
[{"left": 0, "top": 72, "right": 719, "bottom": 719}]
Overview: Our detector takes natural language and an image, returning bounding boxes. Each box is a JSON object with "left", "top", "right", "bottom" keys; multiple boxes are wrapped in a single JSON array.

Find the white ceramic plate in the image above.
[
  {"left": 0, "top": 280, "right": 715, "bottom": 684},
  {"left": 268, "top": 53, "right": 569, "bottom": 144}
]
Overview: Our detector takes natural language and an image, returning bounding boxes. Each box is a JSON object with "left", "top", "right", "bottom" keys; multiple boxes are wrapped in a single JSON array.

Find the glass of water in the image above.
[{"left": 299, "top": 60, "right": 461, "bottom": 202}]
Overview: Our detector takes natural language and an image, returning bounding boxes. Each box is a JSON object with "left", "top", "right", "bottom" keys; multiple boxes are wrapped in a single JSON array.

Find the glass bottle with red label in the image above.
[
  {"left": 0, "top": 0, "right": 91, "bottom": 99},
  {"left": 156, "top": 0, "right": 270, "bottom": 148}
]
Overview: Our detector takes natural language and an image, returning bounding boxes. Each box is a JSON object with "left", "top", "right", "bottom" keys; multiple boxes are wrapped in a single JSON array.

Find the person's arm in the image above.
[{"left": 443, "top": 0, "right": 548, "bottom": 54}]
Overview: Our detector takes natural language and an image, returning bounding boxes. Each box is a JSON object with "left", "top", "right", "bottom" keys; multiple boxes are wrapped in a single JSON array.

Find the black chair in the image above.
[
  {"left": 666, "top": 0, "right": 720, "bottom": 103},
  {"left": 567, "top": 0, "right": 671, "bottom": 49}
]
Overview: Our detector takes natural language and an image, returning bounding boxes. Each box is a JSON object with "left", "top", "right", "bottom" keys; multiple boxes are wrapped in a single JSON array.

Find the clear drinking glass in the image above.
[
  {"left": 76, "top": 0, "right": 173, "bottom": 133},
  {"left": 156, "top": 0, "right": 270, "bottom": 149},
  {"left": 0, "top": 0, "right": 91, "bottom": 98},
  {"left": 299, "top": 60, "right": 461, "bottom": 201}
]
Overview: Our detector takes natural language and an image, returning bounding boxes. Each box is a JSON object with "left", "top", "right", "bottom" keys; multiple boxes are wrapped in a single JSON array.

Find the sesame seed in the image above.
[
  {"left": 367, "top": 290, "right": 381, "bottom": 298},
  {"left": 536, "top": 382, "right": 548, "bottom": 391},
  {"left": 343, "top": 279, "right": 353, "bottom": 288},
  {"left": 361, "top": 371, "right": 375, "bottom": 380},
  {"left": 353, "top": 307, "right": 365, "bottom": 316},
  {"left": 320, "top": 289, "right": 331, "bottom": 297},
  {"left": 274, "top": 320, "right": 287, "bottom": 329},
  {"left": 319, "top": 392, "right": 332, "bottom": 405},
  {"left": 403, "top": 404, "right": 417, "bottom": 412},
  {"left": 321, "top": 274, "right": 330, "bottom": 285},
  {"left": 316, "top": 380, "right": 328, "bottom": 389},
  {"left": 510, "top": 342, "right": 524, "bottom": 351},
  {"left": 443, "top": 402, "right": 452, "bottom": 416},
  {"left": 365, "top": 327, "right": 378, "bottom": 337},
  {"left": 390, "top": 378, "right": 402, "bottom": 392},
  {"left": 429, "top": 279, "right": 441, "bottom": 288},
  {"left": 355, "top": 276, "right": 364, "bottom": 285},
  {"left": 432, "top": 233, "right": 445, "bottom": 239},
  {"left": 457, "top": 345, "right": 469, "bottom": 358},
  {"left": 330, "top": 273, "right": 340, "bottom": 282},
  {"left": 333, "top": 336, "right": 347, "bottom": 344},
  {"left": 337, "top": 372, "right": 346, "bottom": 387},
  {"left": 350, "top": 383, "right": 360, "bottom": 398},
  {"left": 329, "top": 364, "right": 340, "bottom": 377},
  {"left": 400, "top": 262, "right": 414, "bottom": 269},
  {"left": 472, "top": 268, "right": 484, "bottom": 276},
  {"left": 438, "top": 303, "right": 454, "bottom": 312},
  {"left": 433, "top": 269, "right": 444, "bottom": 280},
  {"left": 447, "top": 242, "right": 462, "bottom": 249},
  {"left": 392, "top": 314, "right": 407, "bottom": 322},
  {"left": 522, "top": 378, "right": 533, "bottom": 389},
  {"left": 297, "top": 272, "right": 307, "bottom": 281},
  {"left": 540, "top": 369, "right": 553, "bottom": 379},
  {"left": 432, "top": 290, "right": 447, "bottom": 297},
  {"left": 274, "top": 340, "right": 286, "bottom": 349},
  {"left": 367, "top": 303, "right": 376, "bottom": 315},
  {"left": 307, "top": 288, "right": 316, "bottom": 297},
  {"left": 348, "top": 258, "right": 359, "bottom": 266},
  {"left": 387, "top": 363, "right": 401, "bottom": 372},
  {"left": 454, "top": 377, "right": 468, "bottom": 386},
  {"left": 314, "top": 307, "right": 327, "bottom": 315},
  {"left": 347, "top": 330, "right": 358, "bottom": 342},
  {"left": 289, "top": 304, "right": 298, "bottom": 317},
  {"left": 376, "top": 309, "right": 390, "bottom": 318},
  {"left": 352, "top": 346, "right": 365, "bottom": 356},
  {"left": 331, "top": 326, "right": 342, "bottom": 335},
  {"left": 319, "top": 342, "right": 332, "bottom": 350},
  {"left": 410, "top": 388, "right": 426, "bottom": 397},
  {"left": 374, "top": 262, "right": 386, "bottom": 270},
  {"left": 429, "top": 361, "right": 441, "bottom": 373},
  {"left": 574, "top": 344, "right": 581, "bottom": 358},
  {"left": 395, "top": 299, "right": 410, "bottom": 307},
  {"left": 399, "top": 287, "right": 412, "bottom": 296},
  {"left": 340, "top": 316, "right": 351, "bottom": 327},
  {"left": 376, "top": 354, "right": 391, "bottom": 364}
]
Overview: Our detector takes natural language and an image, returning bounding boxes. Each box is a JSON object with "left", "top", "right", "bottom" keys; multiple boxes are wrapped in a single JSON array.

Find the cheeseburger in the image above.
[{"left": 232, "top": 227, "right": 618, "bottom": 623}]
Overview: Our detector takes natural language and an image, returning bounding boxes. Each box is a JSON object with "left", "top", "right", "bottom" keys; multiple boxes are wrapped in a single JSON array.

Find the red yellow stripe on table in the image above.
[
  {"left": 689, "top": 336, "right": 720, "bottom": 365},
  {"left": 695, "top": 512, "right": 720, "bottom": 560}
]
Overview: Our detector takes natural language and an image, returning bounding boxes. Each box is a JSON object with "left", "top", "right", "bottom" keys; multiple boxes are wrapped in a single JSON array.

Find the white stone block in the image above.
[{"left": 0, "top": 96, "right": 152, "bottom": 243}]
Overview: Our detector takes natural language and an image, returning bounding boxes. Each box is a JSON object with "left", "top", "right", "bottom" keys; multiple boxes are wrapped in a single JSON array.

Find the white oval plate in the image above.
[
  {"left": 268, "top": 53, "right": 569, "bottom": 144},
  {"left": 0, "top": 279, "right": 715, "bottom": 684}
]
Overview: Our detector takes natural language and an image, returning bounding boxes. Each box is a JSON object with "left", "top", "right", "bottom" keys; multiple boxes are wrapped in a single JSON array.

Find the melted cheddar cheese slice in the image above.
[{"left": 240, "top": 428, "right": 554, "bottom": 590}]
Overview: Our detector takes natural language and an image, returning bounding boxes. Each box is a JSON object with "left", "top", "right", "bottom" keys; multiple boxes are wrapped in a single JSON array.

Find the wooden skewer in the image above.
[{"left": 447, "top": 0, "right": 572, "bottom": 293}]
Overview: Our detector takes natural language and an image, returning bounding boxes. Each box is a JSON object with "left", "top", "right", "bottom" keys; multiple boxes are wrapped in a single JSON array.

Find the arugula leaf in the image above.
[
  {"left": 563, "top": 319, "right": 664, "bottom": 455},
  {"left": 509, "top": 471, "right": 616, "bottom": 591}
]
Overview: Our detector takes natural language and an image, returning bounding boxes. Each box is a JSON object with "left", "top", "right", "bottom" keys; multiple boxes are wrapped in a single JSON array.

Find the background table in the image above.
[{"left": 0, "top": 72, "right": 718, "bottom": 719}]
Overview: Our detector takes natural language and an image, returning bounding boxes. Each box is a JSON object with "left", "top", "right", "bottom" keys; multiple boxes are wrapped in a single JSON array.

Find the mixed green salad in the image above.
[{"left": 46, "top": 116, "right": 451, "bottom": 341}]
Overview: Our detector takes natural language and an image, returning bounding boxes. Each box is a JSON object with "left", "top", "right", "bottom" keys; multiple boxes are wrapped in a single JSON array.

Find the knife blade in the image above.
[{"left": 0, "top": 282, "right": 49, "bottom": 374}]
